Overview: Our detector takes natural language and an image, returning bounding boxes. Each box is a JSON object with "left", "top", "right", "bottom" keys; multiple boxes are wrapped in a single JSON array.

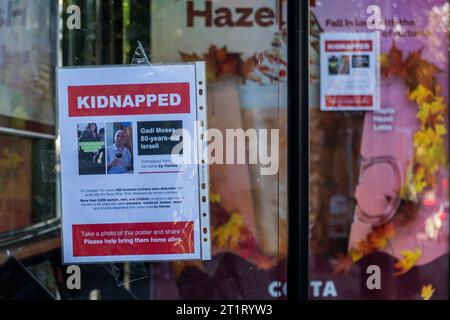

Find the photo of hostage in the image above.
[
  {"left": 328, "top": 55, "right": 350, "bottom": 75},
  {"left": 78, "top": 123, "right": 106, "bottom": 175},
  {"left": 79, "top": 123, "right": 101, "bottom": 143},
  {"left": 106, "top": 124, "right": 133, "bottom": 174}
]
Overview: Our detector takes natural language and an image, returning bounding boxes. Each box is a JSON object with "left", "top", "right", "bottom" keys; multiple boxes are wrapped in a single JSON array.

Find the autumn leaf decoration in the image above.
[
  {"left": 420, "top": 284, "right": 435, "bottom": 300},
  {"left": 333, "top": 223, "right": 395, "bottom": 274},
  {"left": 172, "top": 191, "right": 276, "bottom": 278},
  {"left": 394, "top": 248, "right": 422, "bottom": 276},
  {"left": 210, "top": 192, "right": 276, "bottom": 269},
  {"left": 381, "top": 42, "right": 448, "bottom": 198},
  {"left": 350, "top": 223, "right": 395, "bottom": 262},
  {"left": 380, "top": 42, "right": 442, "bottom": 92},
  {"left": 212, "top": 211, "right": 243, "bottom": 250},
  {"left": 180, "top": 45, "right": 249, "bottom": 82},
  {"left": 180, "top": 30, "right": 287, "bottom": 84},
  {"left": 332, "top": 253, "right": 353, "bottom": 275},
  {"left": 335, "top": 44, "right": 447, "bottom": 276}
]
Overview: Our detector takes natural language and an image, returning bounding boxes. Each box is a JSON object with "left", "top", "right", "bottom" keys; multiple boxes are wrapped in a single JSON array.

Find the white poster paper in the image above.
[
  {"left": 57, "top": 63, "right": 210, "bottom": 263},
  {"left": 320, "top": 32, "right": 380, "bottom": 111}
]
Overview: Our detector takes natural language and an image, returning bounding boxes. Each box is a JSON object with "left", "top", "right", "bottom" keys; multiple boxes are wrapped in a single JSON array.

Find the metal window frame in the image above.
[{"left": 287, "top": 0, "right": 309, "bottom": 300}]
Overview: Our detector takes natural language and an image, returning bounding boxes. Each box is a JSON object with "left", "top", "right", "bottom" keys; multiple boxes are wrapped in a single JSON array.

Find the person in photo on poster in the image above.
[
  {"left": 78, "top": 122, "right": 107, "bottom": 175},
  {"left": 79, "top": 123, "right": 101, "bottom": 142},
  {"left": 94, "top": 128, "right": 106, "bottom": 166},
  {"left": 107, "top": 129, "right": 132, "bottom": 174},
  {"left": 78, "top": 123, "right": 102, "bottom": 162}
]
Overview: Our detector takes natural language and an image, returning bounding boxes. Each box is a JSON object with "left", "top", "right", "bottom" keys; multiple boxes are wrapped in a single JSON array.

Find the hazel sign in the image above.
[{"left": 57, "top": 63, "right": 210, "bottom": 263}]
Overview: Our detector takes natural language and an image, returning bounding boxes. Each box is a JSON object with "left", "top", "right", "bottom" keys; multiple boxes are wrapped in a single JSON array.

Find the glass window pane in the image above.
[
  {"left": 1, "top": 0, "right": 288, "bottom": 300},
  {"left": 309, "top": 0, "right": 449, "bottom": 300}
]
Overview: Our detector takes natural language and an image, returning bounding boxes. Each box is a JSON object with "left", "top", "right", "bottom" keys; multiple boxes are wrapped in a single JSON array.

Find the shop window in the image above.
[
  {"left": 1, "top": 0, "right": 287, "bottom": 300},
  {"left": 309, "top": 0, "right": 449, "bottom": 300}
]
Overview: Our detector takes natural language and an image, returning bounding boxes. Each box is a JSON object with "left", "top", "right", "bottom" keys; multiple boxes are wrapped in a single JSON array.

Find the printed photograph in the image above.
[
  {"left": 78, "top": 123, "right": 106, "bottom": 175},
  {"left": 328, "top": 55, "right": 350, "bottom": 75},
  {"left": 106, "top": 122, "right": 134, "bottom": 174},
  {"left": 352, "top": 55, "right": 370, "bottom": 68}
]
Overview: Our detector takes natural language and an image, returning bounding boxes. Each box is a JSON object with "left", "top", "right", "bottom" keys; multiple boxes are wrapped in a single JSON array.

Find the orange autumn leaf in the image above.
[
  {"left": 219, "top": 54, "right": 241, "bottom": 76},
  {"left": 381, "top": 41, "right": 408, "bottom": 79},
  {"left": 394, "top": 248, "right": 422, "bottom": 276},
  {"left": 389, "top": 42, "right": 405, "bottom": 76},
  {"left": 349, "top": 223, "right": 395, "bottom": 262},
  {"left": 180, "top": 45, "right": 247, "bottom": 82},
  {"left": 215, "top": 46, "right": 228, "bottom": 62},
  {"left": 420, "top": 284, "right": 435, "bottom": 300},
  {"left": 348, "top": 223, "right": 396, "bottom": 262},
  {"left": 404, "top": 48, "right": 442, "bottom": 93},
  {"left": 179, "top": 51, "right": 202, "bottom": 62},
  {"left": 332, "top": 253, "right": 353, "bottom": 275},
  {"left": 348, "top": 240, "right": 373, "bottom": 263},
  {"left": 356, "top": 239, "right": 376, "bottom": 256},
  {"left": 381, "top": 44, "right": 442, "bottom": 94},
  {"left": 368, "top": 223, "right": 395, "bottom": 250}
]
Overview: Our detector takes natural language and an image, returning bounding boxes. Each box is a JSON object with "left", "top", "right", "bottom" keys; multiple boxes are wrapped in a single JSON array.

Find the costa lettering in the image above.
[{"left": 67, "top": 82, "right": 190, "bottom": 117}]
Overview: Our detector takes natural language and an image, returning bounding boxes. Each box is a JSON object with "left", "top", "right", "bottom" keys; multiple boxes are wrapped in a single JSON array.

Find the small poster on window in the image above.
[
  {"left": 320, "top": 32, "right": 380, "bottom": 111},
  {"left": 57, "top": 63, "right": 210, "bottom": 263}
]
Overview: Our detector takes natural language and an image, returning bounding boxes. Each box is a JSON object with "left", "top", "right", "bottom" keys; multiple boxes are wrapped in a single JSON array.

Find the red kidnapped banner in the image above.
[
  {"left": 325, "top": 95, "right": 373, "bottom": 107},
  {"left": 325, "top": 40, "right": 373, "bottom": 52},
  {"left": 68, "top": 82, "right": 190, "bottom": 117},
  {"left": 72, "top": 221, "right": 194, "bottom": 256}
]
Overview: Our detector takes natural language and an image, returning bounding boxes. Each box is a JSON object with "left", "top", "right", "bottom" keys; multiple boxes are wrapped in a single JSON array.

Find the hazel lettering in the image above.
[{"left": 187, "top": 0, "right": 280, "bottom": 28}]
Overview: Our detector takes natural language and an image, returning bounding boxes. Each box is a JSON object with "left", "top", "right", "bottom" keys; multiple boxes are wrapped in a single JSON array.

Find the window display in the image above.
[
  {"left": 151, "top": 0, "right": 287, "bottom": 299},
  {"left": 309, "top": 0, "right": 449, "bottom": 300},
  {"left": 1, "top": 0, "right": 449, "bottom": 302}
]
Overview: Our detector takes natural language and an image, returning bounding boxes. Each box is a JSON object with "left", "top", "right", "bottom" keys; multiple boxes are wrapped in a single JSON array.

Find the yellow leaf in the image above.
[
  {"left": 210, "top": 192, "right": 221, "bottom": 204},
  {"left": 420, "top": 284, "right": 435, "bottom": 300},
  {"left": 394, "top": 248, "right": 422, "bottom": 276},
  {"left": 368, "top": 223, "right": 396, "bottom": 250},
  {"left": 380, "top": 54, "right": 390, "bottom": 72},
  {"left": 429, "top": 98, "right": 446, "bottom": 115},
  {"left": 417, "top": 103, "right": 430, "bottom": 124},
  {"left": 349, "top": 248, "right": 363, "bottom": 263},
  {"left": 409, "top": 85, "right": 433, "bottom": 104},
  {"left": 413, "top": 167, "right": 427, "bottom": 194},
  {"left": 211, "top": 212, "right": 243, "bottom": 249},
  {"left": 435, "top": 124, "right": 447, "bottom": 137}
]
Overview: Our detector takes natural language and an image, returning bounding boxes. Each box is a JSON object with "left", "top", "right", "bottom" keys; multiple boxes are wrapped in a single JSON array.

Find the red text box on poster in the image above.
[
  {"left": 68, "top": 82, "right": 190, "bottom": 117},
  {"left": 72, "top": 221, "right": 194, "bottom": 256},
  {"left": 325, "top": 95, "right": 373, "bottom": 107}
]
